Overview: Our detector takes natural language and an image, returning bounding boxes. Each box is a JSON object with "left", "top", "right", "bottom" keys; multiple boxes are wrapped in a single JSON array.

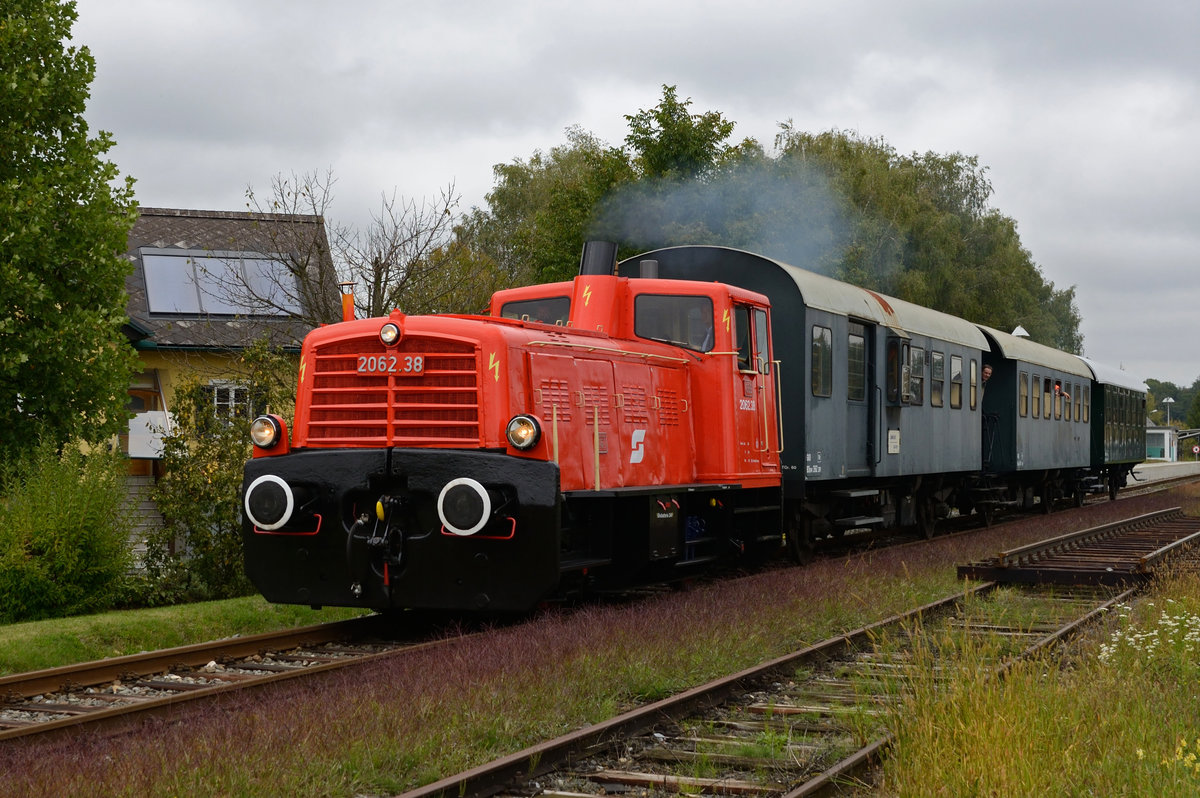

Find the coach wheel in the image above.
[
  {"left": 1040, "top": 482, "right": 1054, "bottom": 515},
  {"left": 917, "top": 498, "right": 936, "bottom": 539},
  {"left": 1108, "top": 478, "right": 1119, "bottom": 501},
  {"left": 786, "top": 515, "right": 815, "bottom": 564},
  {"left": 1073, "top": 487, "right": 1085, "bottom": 508}
]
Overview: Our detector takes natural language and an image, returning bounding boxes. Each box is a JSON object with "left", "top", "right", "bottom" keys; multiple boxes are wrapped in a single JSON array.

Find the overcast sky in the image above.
[{"left": 72, "top": 0, "right": 1199, "bottom": 388}]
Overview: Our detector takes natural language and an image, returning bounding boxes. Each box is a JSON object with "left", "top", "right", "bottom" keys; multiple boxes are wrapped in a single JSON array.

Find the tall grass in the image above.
[{"left": 880, "top": 567, "right": 1200, "bottom": 796}]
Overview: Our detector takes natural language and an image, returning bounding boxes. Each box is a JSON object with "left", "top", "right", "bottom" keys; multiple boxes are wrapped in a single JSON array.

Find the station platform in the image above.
[{"left": 1131, "top": 460, "right": 1200, "bottom": 484}]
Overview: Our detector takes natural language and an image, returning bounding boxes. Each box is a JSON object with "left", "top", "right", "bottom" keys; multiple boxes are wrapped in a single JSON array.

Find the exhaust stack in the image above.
[{"left": 578, "top": 241, "right": 618, "bottom": 276}]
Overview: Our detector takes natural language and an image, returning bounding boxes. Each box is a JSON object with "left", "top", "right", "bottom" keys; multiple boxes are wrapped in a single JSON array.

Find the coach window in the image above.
[
  {"left": 635, "top": 294, "right": 714, "bottom": 354},
  {"left": 930, "top": 351, "right": 944, "bottom": 407},
  {"left": 950, "top": 355, "right": 963, "bottom": 408},
  {"left": 848, "top": 324, "right": 866, "bottom": 401},
  {"left": 1074, "top": 384, "right": 1081, "bottom": 421},
  {"left": 909, "top": 346, "right": 926, "bottom": 405},
  {"left": 1031, "top": 374, "right": 1041, "bottom": 418},
  {"left": 812, "top": 325, "right": 833, "bottom": 397},
  {"left": 1043, "top": 378, "right": 1053, "bottom": 422},
  {"left": 1019, "top": 371, "right": 1029, "bottom": 417},
  {"left": 1083, "top": 386, "right": 1090, "bottom": 423}
]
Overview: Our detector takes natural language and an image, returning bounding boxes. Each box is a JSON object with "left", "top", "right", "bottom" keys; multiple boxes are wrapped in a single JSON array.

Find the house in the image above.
[{"left": 120, "top": 207, "right": 336, "bottom": 547}]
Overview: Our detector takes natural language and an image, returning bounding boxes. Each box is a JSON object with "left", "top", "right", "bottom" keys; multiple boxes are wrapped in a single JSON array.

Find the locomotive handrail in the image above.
[{"left": 777, "top": 360, "right": 787, "bottom": 453}]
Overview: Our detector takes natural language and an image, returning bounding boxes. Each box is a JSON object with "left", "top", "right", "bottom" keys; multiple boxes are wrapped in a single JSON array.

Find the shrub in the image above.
[
  {"left": 144, "top": 340, "right": 295, "bottom": 603},
  {"left": 0, "top": 440, "right": 134, "bottom": 622}
]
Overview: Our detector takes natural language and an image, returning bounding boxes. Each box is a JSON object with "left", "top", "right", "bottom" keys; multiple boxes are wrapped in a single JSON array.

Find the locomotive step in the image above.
[{"left": 831, "top": 489, "right": 881, "bottom": 499}]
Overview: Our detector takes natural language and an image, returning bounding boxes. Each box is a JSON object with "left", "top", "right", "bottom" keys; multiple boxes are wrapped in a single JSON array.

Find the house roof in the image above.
[{"left": 124, "top": 207, "right": 337, "bottom": 350}]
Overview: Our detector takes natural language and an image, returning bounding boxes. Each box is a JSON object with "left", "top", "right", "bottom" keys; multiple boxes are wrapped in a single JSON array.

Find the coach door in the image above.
[{"left": 845, "top": 321, "right": 874, "bottom": 476}]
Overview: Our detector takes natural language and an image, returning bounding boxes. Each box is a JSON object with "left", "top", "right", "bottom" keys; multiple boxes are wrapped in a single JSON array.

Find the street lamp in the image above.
[{"left": 1163, "top": 396, "right": 1175, "bottom": 426}]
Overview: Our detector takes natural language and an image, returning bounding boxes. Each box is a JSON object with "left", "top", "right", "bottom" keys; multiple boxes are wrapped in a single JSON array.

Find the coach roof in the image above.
[
  {"left": 624, "top": 246, "right": 989, "bottom": 350},
  {"left": 978, "top": 325, "right": 1092, "bottom": 378}
]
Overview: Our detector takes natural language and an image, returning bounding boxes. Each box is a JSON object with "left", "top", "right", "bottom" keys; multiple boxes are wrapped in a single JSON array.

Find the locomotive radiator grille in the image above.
[{"left": 304, "top": 337, "right": 481, "bottom": 447}]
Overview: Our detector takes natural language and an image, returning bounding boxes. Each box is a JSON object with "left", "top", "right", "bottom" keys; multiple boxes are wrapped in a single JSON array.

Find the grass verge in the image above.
[{"left": 0, "top": 598, "right": 366, "bottom": 675}]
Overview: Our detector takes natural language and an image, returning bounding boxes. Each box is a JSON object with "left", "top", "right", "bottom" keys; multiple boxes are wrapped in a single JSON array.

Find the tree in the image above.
[
  {"left": 774, "top": 126, "right": 1083, "bottom": 351},
  {"left": 624, "top": 84, "right": 739, "bottom": 180},
  {"left": 457, "top": 126, "right": 635, "bottom": 285},
  {"left": 244, "top": 170, "right": 475, "bottom": 320},
  {"left": 0, "top": 0, "right": 139, "bottom": 466}
]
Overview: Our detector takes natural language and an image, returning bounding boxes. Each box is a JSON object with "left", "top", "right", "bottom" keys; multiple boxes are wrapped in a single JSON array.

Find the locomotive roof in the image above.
[
  {"left": 977, "top": 325, "right": 1092, "bottom": 378},
  {"left": 1075, "top": 356, "right": 1149, "bottom": 392},
  {"left": 622, "top": 246, "right": 988, "bottom": 350}
]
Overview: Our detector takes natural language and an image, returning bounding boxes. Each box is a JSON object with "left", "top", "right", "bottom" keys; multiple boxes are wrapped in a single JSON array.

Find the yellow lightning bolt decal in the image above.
[
  {"left": 488, "top": 352, "right": 500, "bottom": 382},
  {"left": 583, "top": 285, "right": 593, "bottom": 306},
  {"left": 723, "top": 309, "right": 731, "bottom": 332},
  {"left": 298, "top": 356, "right": 307, "bottom": 384}
]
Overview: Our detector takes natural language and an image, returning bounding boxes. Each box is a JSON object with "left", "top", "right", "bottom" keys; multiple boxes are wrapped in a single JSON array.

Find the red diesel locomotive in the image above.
[{"left": 241, "top": 243, "right": 784, "bottom": 612}]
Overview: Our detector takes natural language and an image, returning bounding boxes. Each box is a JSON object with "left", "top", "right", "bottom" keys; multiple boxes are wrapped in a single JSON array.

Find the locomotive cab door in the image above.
[
  {"left": 845, "top": 320, "right": 875, "bottom": 476},
  {"left": 731, "top": 303, "right": 777, "bottom": 468}
]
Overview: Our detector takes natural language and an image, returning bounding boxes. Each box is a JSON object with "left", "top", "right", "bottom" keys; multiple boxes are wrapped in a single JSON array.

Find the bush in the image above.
[
  {"left": 0, "top": 440, "right": 134, "bottom": 622},
  {"left": 145, "top": 340, "right": 296, "bottom": 603}
]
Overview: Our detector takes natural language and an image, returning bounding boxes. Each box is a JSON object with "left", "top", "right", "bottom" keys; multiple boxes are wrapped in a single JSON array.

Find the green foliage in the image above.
[
  {"left": 624, "top": 84, "right": 738, "bottom": 180},
  {"left": 145, "top": 341, "right": 296, "bottom": 603},
  {"left": 0, "top": 0, "right": 140, "bottom": 467},
  {"left": 774, "top": 126, "right": 1082, "bottom": 352},
  {"left": 1147, "top": 379, "right": 1197, "bottom": 428},
  {"left": 0, "top": 439, "right": 134, "bottom": 622},
  {"left": 457, "top": 126, "right": 635, "bottom": 285}
]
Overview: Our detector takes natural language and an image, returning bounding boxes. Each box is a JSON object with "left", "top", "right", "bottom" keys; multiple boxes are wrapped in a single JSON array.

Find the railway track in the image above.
[
  {"left": 399, "top": 508, "right": 1200, "bottom": 798},
  {"left": 3, "top": 478, "right": 1194, "bottom": 756},
  {"left": 0, "top": 613, "right": 454, "bottom": 744},
  {"left": 958, "top": 507, "right": 1200, "bottom": 585}
]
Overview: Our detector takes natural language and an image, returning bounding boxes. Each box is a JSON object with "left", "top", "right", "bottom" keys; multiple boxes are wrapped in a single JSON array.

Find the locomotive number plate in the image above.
[{"left": 357, "top": 354, "right": 425, "bottom": 375}]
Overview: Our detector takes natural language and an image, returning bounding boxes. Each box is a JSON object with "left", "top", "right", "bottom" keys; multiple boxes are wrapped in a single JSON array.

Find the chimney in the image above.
[{"left": 578, "top": 241, "right": 618, "bottom": 276}]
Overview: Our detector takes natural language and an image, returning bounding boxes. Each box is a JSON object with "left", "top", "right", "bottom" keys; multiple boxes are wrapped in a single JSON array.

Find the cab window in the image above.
[
  {"left": 634, "top": 294, "right": 714, "bottom": 353},
  {"left": 500, "top": 296, "right": 570, "bottom": 325}
]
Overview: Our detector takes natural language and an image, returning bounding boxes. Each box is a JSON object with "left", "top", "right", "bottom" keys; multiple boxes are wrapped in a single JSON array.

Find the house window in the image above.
[
  {"left": 141, "top": 248, "right": 300, "bottom": 316},
  {"left": 205, "top": 382, "right": 260, "bottom": 419}
]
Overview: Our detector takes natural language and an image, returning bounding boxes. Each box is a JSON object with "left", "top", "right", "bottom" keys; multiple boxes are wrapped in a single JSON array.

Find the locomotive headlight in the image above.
[
  {"left": 379, "top": 322, "right": 401, "bottom": 346},
  {"left": 438, "top": 477, "right": 492, "bottom": 536},
  {"left": 250, "top": 415, "right": 283, "bottom": 448},
  {"left": 245, "top": 474, "right": 294, "bottom": 530},
  {"left": 505, "top": 415, "right": 541, "bottom": 450}
]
